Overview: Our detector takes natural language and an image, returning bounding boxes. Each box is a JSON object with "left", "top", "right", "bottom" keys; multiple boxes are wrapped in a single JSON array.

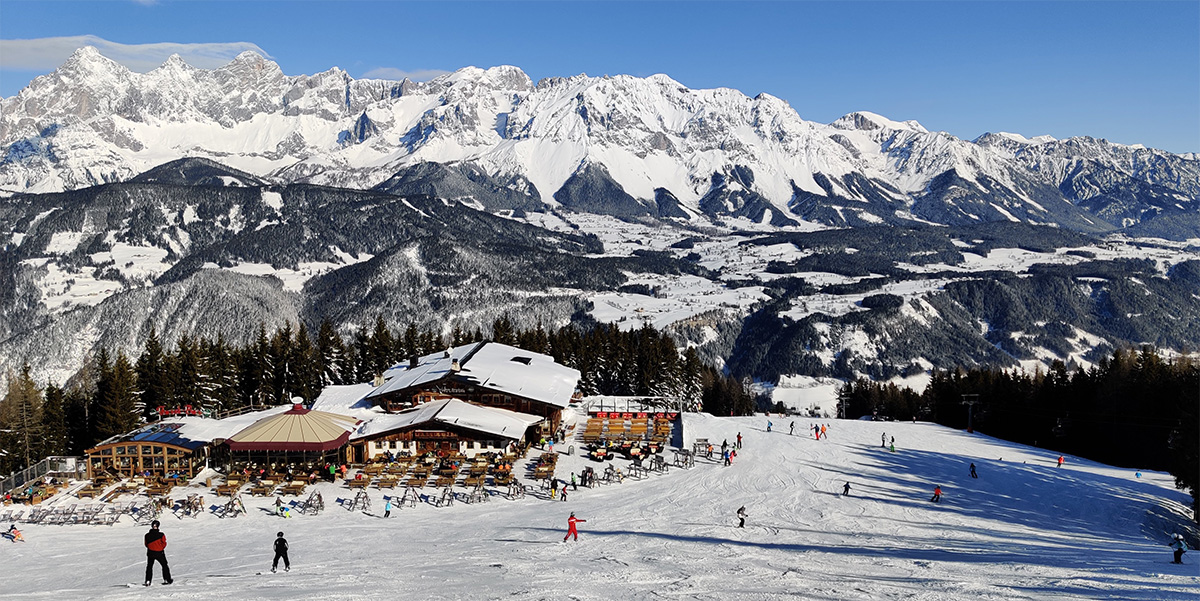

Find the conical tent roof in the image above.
[{"left": 226, "top": 405, "right": 361, "bottom": 451}]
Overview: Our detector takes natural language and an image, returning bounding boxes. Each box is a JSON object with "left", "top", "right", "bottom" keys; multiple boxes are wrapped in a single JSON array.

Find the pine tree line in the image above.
[
  {"left": 836, "top": 347, "right": 1200, "bottom": 521},
  {"left": 1, "top": 317, "right": 757, "bottom": 476}
]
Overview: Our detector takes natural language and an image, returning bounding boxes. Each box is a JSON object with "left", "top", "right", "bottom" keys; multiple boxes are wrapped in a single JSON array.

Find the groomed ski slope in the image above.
[{"left": 3, "top": 414, "right": 1196, "bottom": 600}]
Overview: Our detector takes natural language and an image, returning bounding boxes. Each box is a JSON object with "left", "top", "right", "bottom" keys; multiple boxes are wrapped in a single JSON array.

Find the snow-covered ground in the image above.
[{"left": 3, "top": 414, "right": 1196, "bottom": 600}]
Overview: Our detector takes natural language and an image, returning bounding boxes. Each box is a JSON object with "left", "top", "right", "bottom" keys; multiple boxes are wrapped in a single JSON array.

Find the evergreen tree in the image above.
[
  {"left": 170, "top": 334, "right": 205, "bottom": 410},
  {"left": 492, "top": 315, "right": 516, "bottom": 346},
  {"left": 90, "top": 348, "right": 113, "bottom": 442},
  {"left": 39, "top": 383, "right": 69, "bottom": 458},
  {"left": 291, "top": 323, "right": 320, "bottom": 403},
  {"left": 680, "top": 347, "right": 704, "bottom": 411},
  {"left": 203, "top": 336, "right": 239, "bottom": 413},
  {"left": 316, "top": 319, "right": 346, "bottom": 386},
  {"left": 96, "top": 352, "right": 139, "bottom": 439},
  {"left": 269, "top": 323, "right": 295, "bottom": 404},
  {"left": 134, "top": 328, "right": 168, "bottom": 422},
  {"left": 368, "top": 317, "right": 395, "bottom": 378},
  {"left": 0, "top": 365, "right": 44, "bottom": 473},
  {"left": 63, "top": 387, "right": 92, "bottom": 455}
]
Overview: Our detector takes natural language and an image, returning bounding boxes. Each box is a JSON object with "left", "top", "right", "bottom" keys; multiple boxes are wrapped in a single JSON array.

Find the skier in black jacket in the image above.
[
  {"left": 272, "top": 532, "right": 290, "bottom": 572},
  {"left": 143, "top": 520, "right": 172, "bottom": 586}
]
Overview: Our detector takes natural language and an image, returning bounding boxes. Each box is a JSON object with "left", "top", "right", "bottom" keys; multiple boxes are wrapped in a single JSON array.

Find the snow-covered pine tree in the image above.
[{"left": 0, "top": 365, "right": 44, "bottom": 473}]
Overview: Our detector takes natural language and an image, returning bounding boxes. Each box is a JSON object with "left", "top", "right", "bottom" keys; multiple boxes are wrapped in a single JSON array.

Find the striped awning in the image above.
[{"left": 226, "top": 405, "right": 361, "bottom": 452}]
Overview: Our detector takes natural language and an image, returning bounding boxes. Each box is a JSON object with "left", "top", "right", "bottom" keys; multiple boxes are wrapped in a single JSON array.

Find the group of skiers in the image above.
[{"left": 139, "top": 521, "right": 291, "bottom": 585}]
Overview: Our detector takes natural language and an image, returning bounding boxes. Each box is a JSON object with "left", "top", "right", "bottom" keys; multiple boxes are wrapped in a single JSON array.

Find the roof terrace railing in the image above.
[{"left": 0, "top": 455, "right": 87, "bottom": 495}]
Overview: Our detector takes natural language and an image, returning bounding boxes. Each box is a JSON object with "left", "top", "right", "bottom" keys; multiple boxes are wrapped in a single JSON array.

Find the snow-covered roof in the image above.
[
  {"left": 309, "top": 383, "right": 380, "bottom": 421},
  {"left": 365, "top": 341, "right": 581, "bottom": 409},
  {"left": 351, "top": 398, "right": 543, "bottom": 441},
  {"left": 88, "top": 404, "right": 294, "bottom": 451}
]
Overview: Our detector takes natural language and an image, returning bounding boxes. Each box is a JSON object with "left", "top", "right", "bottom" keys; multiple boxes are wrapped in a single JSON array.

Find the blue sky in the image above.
[{"left": 1, "top": 1, "right": 1197, "bottom": 153}]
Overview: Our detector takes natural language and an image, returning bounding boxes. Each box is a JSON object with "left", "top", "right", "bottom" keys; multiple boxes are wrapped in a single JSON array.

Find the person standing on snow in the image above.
[
  {"left": 1057, "top": 455, "right": 1064, "bottom": 468},
  {"left": 969, "top": 463, "right": 978, "bottom": 478},
  {"left": 821, "top": 424, "right": 828, "bottom": 439},
  {"left": 384, "top": 498, "right": 392, "bottom": 518},
  {"left": 563, "top": 512, "right": 586, "bottom": 541},
  {"left": 570, "top": 472, "right": 578, "bottom": 491},
  {"left": 1170, "top": 534, "right": 1188, "bottom": 564},
  {"left": 736, "top": 432, "right": 742, "bottom": 449},
  {"left": 789, "top": 421, "right": 795, "bottom": 435},
  {"left": 737, "top": 505, "right": 747, "bottom": 528},
  {"left": 842, "top": 482, "right": 851, "bottom": 496},
  {"left": 930, "top": 485, "right": 942, "bottom": 503},
  {"left": 143, "top": 520, "right": 172, "bottom": 586},
  {"left": 767, "top": 420, "right": 773, "bottom": 433},
  {"left": 272, "top": 531, "right": 290, "bottom": 572},
  {"left": 882, "top": 433, "right": 887, "bottom": 448}
]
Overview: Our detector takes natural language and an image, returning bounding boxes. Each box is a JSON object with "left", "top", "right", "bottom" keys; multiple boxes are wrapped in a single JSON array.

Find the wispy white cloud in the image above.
[
  {"left": 0, "top": 35, "right": 271, "bottom": 72},
  {"left": 361, "top": 66, "right": 450, "bottom": 82}
]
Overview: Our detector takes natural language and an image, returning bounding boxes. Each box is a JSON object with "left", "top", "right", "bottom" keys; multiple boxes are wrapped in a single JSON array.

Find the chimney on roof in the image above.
[
  {"left": 443, "top": 349, "right": 451, "bottom": 358},
  {"left": 450, "top": 358, "right": 461, "bottom": 373},
  {"left": 373, "top": 373, "right": 383, "bottom": 387},
  {"left": 409, "top": 356, "right": 418, "bottom": 369}
]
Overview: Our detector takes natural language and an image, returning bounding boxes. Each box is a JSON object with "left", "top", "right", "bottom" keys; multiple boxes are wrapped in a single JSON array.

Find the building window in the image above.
[{"left": 389, "top": 441, "right": 397, "bottom": 449}]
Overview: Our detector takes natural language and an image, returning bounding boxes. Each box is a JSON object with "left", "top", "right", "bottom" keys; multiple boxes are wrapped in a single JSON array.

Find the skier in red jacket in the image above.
[
  {"left": 144, "top": 520, "right": 173, "bottom": 586},
  {"left": 563, "top": 512, "right": 586, "bottom": 542}
]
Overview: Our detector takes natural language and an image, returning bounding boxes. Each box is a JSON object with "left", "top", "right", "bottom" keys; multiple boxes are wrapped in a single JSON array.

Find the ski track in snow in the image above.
[{"left": 2, "top": 414, "right": 1196, "bottom": 600}]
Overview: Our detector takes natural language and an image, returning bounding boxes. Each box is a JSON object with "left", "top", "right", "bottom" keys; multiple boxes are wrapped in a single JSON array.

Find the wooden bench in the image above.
[
  {"left": 215, "top": 484, "right": 241, "bottom": 496},
  {"left": 347, "top": 478, "right": 371, "bottom": 489},
  {"left": 404, "top": 476, "right": 426, "bottom": 488}
]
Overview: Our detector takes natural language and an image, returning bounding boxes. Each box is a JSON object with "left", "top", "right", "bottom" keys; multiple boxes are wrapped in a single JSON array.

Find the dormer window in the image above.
[{"left": 510, "top": 356, "right": 532, "bottom": 365}]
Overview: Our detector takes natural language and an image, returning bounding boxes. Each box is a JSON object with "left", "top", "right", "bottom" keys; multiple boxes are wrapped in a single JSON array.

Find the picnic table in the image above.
[
  {"left": 281, "top": 481, "right": 307, "bottom": 496},
  {"left": 250, "top": 484, "right": 276, "bottom": 496},
  {"left": 404, "top": 476, "right": 427, "bottom": 488},
  {"left": 376, "top": 476, "right": 398, "bottom": 489},
  {"left": 347, "top": 478, "right": 371, "bottom": 489},
  {"left": 77, "top": 486, "right": 104, "bottom": 499},
  {"left": 146, "top": 483, "right": 172, "bottom": 497}
]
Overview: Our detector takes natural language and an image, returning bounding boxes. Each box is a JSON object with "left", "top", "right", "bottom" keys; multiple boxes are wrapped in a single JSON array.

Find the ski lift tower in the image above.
[{"left": 961, "top": 394, "right": 980, "bottom": 434}]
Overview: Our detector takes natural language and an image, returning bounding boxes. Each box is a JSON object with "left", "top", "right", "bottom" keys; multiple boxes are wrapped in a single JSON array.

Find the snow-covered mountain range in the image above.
[
  {"left": 2, "top": 48, "right": 1200, "bottom": 389},
  {"left": 4, "top": 47, "right": 1199, "bottom": 238}
]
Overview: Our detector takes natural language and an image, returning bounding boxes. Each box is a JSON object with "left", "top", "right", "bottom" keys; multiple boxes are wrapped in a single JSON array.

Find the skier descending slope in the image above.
[
  {"left": 737, "top": 505, "right": 747, "bottom": 528},
  {"left": 1169, "top": 534, "right": 1188, "bottom": 564},
  {"left": 563, "top": 512, "right": 586, "bottom": 542},
  {"left": 930, "top": 486, "right": 942, "bottom": 503}
]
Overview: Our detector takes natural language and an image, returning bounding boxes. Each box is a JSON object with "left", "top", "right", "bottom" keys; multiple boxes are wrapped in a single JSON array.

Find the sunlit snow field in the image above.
[{"left": 3, "top": 413, "right": 1196, "bottom": 600}]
